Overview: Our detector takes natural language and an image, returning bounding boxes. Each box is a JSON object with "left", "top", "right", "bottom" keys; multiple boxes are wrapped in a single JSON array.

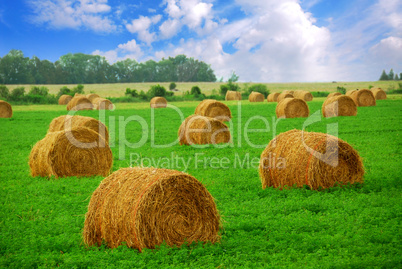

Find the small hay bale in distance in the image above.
[
  {"left": 267, "top": 92, "right": 280, "bottom": 102},
  {"left": 276, "top": 92, "right": 293, "bottom": 102},
  {"left": 92, "top": 98, "right": 114, "bottom": 110},
  {"left": 66, "top": 96, "right": 93, "bottom": 111},
  {"left": 86, "top": 93, "right": 100, "bottom": 102},
  {"left": 350, "top": 89, "right": 376, "bottom": 107},
  {"left": 249, "top": 91, "right": 265, "bottom": 102},
  {"left": 29, "top": 126, "right": 113, "bottom": 178},
  {"left": 194, "top": 99, "right": 231, "bottom": 121},
  {"left": 48, "top": 115, "right": 109, "bottom": 143},
  {"left": 322, "top": 95, "right": 357, "bottom": 118},
  {"left": 150, "top": 97, "right": 167, "bottom": 108},
  {"left": 275, "top": 98, "right": 309, "bottom": 118},
  {"left": 327, "top": 92, "right": 342, "bottom": 98},
  {"left": 58, "top": 95, "right": 73, "bottom": 105},
  {"left": 282, "top": 90, "right": 294, "bottom": 95},
  {"left": 371, "top": 88, "right": 387, "bottom": 100},
  {"left": 83, "top": 167, "right": 221, "bottom": 251},
  {"left": 293, "top": 90, "right": 313, "bottom": 101},
  {"left": 259, "top": 129, "right": 364, "bottom": 190},
  {"left": 225, "top": 91, "right": 241, "bottom": 101},
  {"left": 178, "top": 115, "right": 231, "bottom": 145},
  {"left": 0, "top": 100, "right": 12, "bottom": 118},
  {"left": 345, "top": 90, "right": 357, "bottom": 96}
]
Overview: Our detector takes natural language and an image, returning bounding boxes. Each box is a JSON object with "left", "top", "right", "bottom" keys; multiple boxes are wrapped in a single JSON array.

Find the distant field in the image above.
[{"left": 6, "top": 80, "right": 401, "bottom": 97}]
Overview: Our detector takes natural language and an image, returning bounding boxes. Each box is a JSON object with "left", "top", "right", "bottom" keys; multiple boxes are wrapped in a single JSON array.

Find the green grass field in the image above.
[{"left": 1, "top": 98, "right": 401, "bottom": 268}]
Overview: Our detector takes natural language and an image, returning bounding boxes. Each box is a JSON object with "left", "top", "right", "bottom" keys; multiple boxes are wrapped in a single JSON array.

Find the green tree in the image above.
[
  {"left": 247, "top": 84, "right": 269, "bottom": 97},
  {"left": 9, "top": 87, "right": 25, "bottom": 101},
  {"left": 169, "top": 82, "right": 176, "bottom": 90},
  {"left": 228, "top": 71, "right": 239, "bottom": 83},
  {"left": 388, "top": 69, "right": 394, "bottom": 80},
  {"left": 379, "top": 70, "right": 389, "bottom": 81},
  {"left": 394, "top": 74, "right": 399, "bottom": 80},
  {"left": 190, "top": 86, "right": 201, "bottom": 95},
  {"left": 0, "top": 85, "right": 9, "bottom": 99},
  {"left": 29, "top": 86, "right": 49, "bottom": 96},
  {"left": 147, "top": 84, "right": 172, "bottom": 98}
]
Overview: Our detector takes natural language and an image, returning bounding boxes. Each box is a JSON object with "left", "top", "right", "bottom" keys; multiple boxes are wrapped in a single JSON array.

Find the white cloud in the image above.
[
  {"left": 93, "top": 39, "right": 144, "bottom": 63},
  {"left": 370, "top": 36, "right": 402, "bottom": 66},
  {"left": 125, "top": 15, "right": 162, "bottom": 44},
  {"left": 159, "top": 19, "right": 182, "bottom": 39}
]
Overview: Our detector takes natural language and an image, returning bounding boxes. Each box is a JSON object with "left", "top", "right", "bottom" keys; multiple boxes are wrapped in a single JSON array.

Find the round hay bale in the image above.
[
  {"left": 267, "top": 92, "right": 280, "bottom": 102},
  {"left": 322, "top": 95, "right": 357, "bottom": 118},
  {"left": 48, "top": 115, "right": 109, "bottom": 143},
  {"left": 74, "top": 93, "right": 84, "bottom": 97},
  {"left": 259, "top": 129, "right": 364, "bottom": 190},
  {"left": 293, "top": 90, "right": 313, "bottom": 101},
  {"left": 282, "top": 90, "right": 294, "bottom": 95},
  {"left": 371, "top": 88, "right": 387, "bottom": 100},
  {"left": 67, "top": 96, "right": 93, "bottom": 111},
  {"left": 58, "top": 95, "right": 73, "bottom": 105},
  {"left": 276, "top": 98, "right": 309, "bottom": 118},
  {"left": 194, "top": 99, "right": 231, "bottom": 121},
  {"left": 345, "top": 90, "right": 357, "bottom": 96},
  {"left": 86, "top": 93, "right": 100, "bottom": 102},
  {"left": 150, "top": 97, "right": 167, "bottom": 108},
  {"left": 276, "top": 92, "right": 293, "bottom": 102},
  {"left": 225, "top": 91, "right": 241, "bottom": 101},
  {"left": 0, "top": 100, "right": 12, "bottom": 118},
  {"left": 327, "top": 92, "right": 342, "bottom": 98},
  {"left": 178, "top": 115, "right": 231, "bottom": 145},
  {"left": 29, "top": 127, "right": 113, "bottom": 178},
  {"left": 83, "top": 167, "right": 220, "bottom": 251},
  {"left": 92, "top": 98, "right": 114, "bottom": 110},
  {"left": 350, "top": 89, "right": 376, "bottom": 107},
  {"left": 249, "top": 91, "right": 265, "bottom": 102}
]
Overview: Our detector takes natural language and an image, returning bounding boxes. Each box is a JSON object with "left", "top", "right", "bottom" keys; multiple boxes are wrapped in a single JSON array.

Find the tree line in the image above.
[
  {"left": 0, "top": 50, "right": 217, "bottom": 84},
  {"left": 379, "top": 69, "right": 401, "bottom": 81}
]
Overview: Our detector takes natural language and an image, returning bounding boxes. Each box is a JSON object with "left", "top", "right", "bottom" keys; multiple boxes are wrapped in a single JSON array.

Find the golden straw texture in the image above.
[
  {"left": 345, "top": 90, "right": 357, "bottom": 96},
  {"left": 92, "top": 98, "right": 114, "bottom": 110},
  {"left": 267, "top": 92, "right": 280, "bottom": 102},
  {"left": 67, "top": 96, "right": 93, "bottom": 111},
  {"left": 86, "top": 94, "right": 100, "bottom": 102},
  {"left": 276, "top": 93, "right": 293, "bottom": 102},
  {"left": 322, "top": 95, "right": 357, "bottom": 118},
  {"left": 293, "top": 90, "right": 313, "bottom": 101},
  {"left": 0, "top": 100, "right": 12, "bottom": 118},
  {"left": 327, "top": 92, "right": 342, "bottom": 98},
  {"left": 225, "top": 91, "right": 241, "bottom": 101},
  {"left": 150, "top": 97, "right": 167, "bottom": 108},
  {"left": 350, "top": 89, "right": 376, "bottom": 107},
  {"left": 58, "top": 95, "right": 73, "bottom": 105},
  {"left": 371, "top": 88, "right": 387, "bottom": 100},
  {"left": 276, "top": 98, "right": 309, "bottom": 118},
  {"left": 249, "top": 92, "right": 265, "bottom": 102},
  {"left": 194, "top": 99, "right": 232, "bottom": 121}
]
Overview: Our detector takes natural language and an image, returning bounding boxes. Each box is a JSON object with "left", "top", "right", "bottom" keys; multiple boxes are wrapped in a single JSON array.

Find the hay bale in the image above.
[
  {"left": 150, "top": 97, "right": 167, "bottom": 108},
  {"left": 74, "top": 93, "right": 84, "bottom": 97},
  {"left": 48, "top": 115, "right": 109, "bottom": 143},
  {"left": 83, "top": 167, "right": 220, "bottom": 251},
  {"left": 293, "top": 90, "right": 313, "bottom": 101},
  {"left": 371, "top": 88, "right": 387, "bottom": 100},
  {"left": 178, "top": 115, "right": 231, "bottom": 145},
  {"left": 0, "top": 100, "right": 12, "bottom": 118},
  {"left": 249, "top": 92, "right": 265, "bottom": 102},
  {"left": 350, "top": 89, "right": 376, "bottom": 107},
  {"left": 282, "top": 90, "right": 294, "bottom": 95},
  {"left": 194, "top": 99, "right": 231, "bottom": 121},
  {"left": 267, "top": 92, "right": 280, "bottom": 102},
  {"left": 86, "top": 93, "right": 100, "bottom": 102},
  {"left": 345, "top": 90, "right": 357, "bottom": 96},
  {"left": 29, "top": 127, "right": 113, "bottom": 178},
  {"left": 276, "top": 98, "right": 309, "bottom": 118},
  {"left": 276, "top": 93, "right": 293, "bottom": 102},
  {"left": 259, "top": 129, "right": 364, "bottom": 190},
  {"left": 327, "top": 92, "right": 342, "bottom": 98},
  {"left": 66, "top": 96, "right": 93, "bottom": 111},
  {"left": 92, "top": 98, "right": 114, "bottom": 110},
  {"left": 58, "top": 95, "right": 73, "bottom": 105},
  {"left": 225, "top": 91, "right": 241, "bottom": 101},
  {"left": 322, "top": 95, "right": 357, "bottom": 118}
]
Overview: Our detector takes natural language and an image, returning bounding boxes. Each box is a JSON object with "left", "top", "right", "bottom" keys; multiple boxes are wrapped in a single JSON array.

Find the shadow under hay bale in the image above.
[
  {"left": 225, "top": 91, "right": 241, "bottom": 101},
  {"left": 267, "top": 92, "right": 280, "bottom": 102},
  {"left": 48, "top": 115, "right": 109, "bottom": 143},
  {"left": 0, "top": 100, "right": 12, "bottom": 118},
  {"left": 350, "top": 89, "right": 376, "bottom": 107},
  {"left": 327, "top": 92, "right": 342, "bottom": 98},
  {"left": 194, "top": 99, "right": 231, "bottom": 121},
  {"left": 276, "top": 92, "right": 293, "bottom": 102},
  {"left": 178, "top": 115, "right": 231, "bottom": 145},
  {"left": 86, "top": 93, "right": 100, "bottom": 102},
  {"left": 83, "top": 167, "right": 221, "bottom": 251},
  {"left": 322, "top": 95, "right": 357, "bottom": 118},
  {"left": 293, "top": 90, "right": 313, "bottom": 101},
  {"left": 67, "top": 96, "right": 93, "bottom": 111},
  {"left": 371, "top": 88, "right": 387, "bottom": 100},
  {"left": 150, "top": 97, "right": 167, "bottom": 108},
  {"left": 259, "top": 129, "right": 364, "bottom": 190},
  {"left": 249, "top": 91, "right": 265, "bottom": 102},
  {"left": 276, "top": 98, "right": 309, "bottom": 118},
  {"left": 29, "top": 127, "right": 113, "bottom": 178},
  {"left": 92, "top": 98, "right": 114, "bottom": 110},
  {"left": 58, "top": 95, "right": 72, "bottom": 105}
]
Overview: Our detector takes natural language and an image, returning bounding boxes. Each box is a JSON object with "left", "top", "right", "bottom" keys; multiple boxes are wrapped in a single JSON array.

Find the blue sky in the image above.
[{"left": 1, "top": 0, "right": 401, "bottom": 82}]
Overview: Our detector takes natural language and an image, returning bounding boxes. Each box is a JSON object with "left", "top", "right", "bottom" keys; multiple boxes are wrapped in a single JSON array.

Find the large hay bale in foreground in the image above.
[
  {"left": 92, "top": 98, "right": 114, "bottom": 110},
  {"left": 293, "top": 90, "right": 313, "bottom": 101},
  {"left": 327, "top": 92, "right": 342, "bottom": 98},
  {"left": 29, "top": 127, "right": 113, "bottom": 178},
  {"left": 276, "top": 92, "right": 293, "bottom": 102},
  {"left": 150, "top": 97, "right": 167, "bottom": 108},
  {"left": 276, "top": 98, "right": 309, "bottom": 118},
  {"left": 67, "top": 96, "right": 93, "bottom": 111},
  {"left": 249, "top": 91, "right": 265, "bottom": 102},
  {"left": 259, "top": 129, "right": 364, "bottom": 190},
  {"left": 0, "top": 100, "right": 12, "bottom": 118},
  {"left": 58, "top": 95, "right": 73, "bottom": 105},
  {"left": 371, "top": 88, "right": 387, "bottom": 100},
  {"left": 350, "top": 89, "right": 376, "bottom": 107},
  {"left": 267, "top": 92, "right": 280, "bottom": 102},
  {"left": 48, "top": 115, "right": 109, "bottom": 143},
  {"left": 345, "top": 90, "right": 357, "bottom": 96},
  {"left": 194, "top": 99, "right": 231, "bottom": 121},
  {"left": 322, "top": 95, "right": 357, "bottom": 118},
  {"left": 225, "top": 91, "right": 241, "bottom": 101},
  {"left": 83, "top": 167, "right": 220, "bottom": 251},
  {"left": 86, "top": 93, "right": 100, "bottom": 102},
  {"left": 178, "top": 115, "right": 231, "bottom": 145}
]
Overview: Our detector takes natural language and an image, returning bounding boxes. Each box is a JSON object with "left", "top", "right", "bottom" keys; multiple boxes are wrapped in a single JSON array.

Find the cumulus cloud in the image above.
[
  {"left": 93, "top": 39, "right": 143, "bottom": 63},
  {"left": 125, "top": 15, "right": 162, "bottom": 45}
]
